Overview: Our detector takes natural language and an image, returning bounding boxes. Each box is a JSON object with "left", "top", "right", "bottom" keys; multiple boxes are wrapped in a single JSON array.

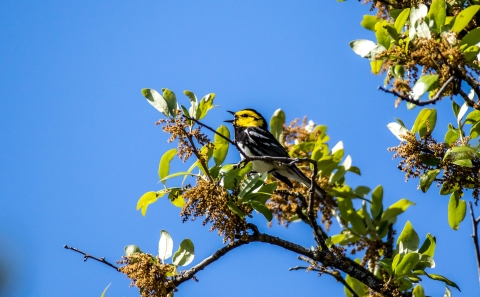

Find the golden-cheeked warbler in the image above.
[{"left": 225, "top": 109, "right": 325, "bottom": 199}]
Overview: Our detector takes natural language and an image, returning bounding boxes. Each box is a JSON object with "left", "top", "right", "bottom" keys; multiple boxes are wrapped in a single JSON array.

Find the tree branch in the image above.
[
  {"left": 289, "top": 264, "right": 359, "bottom": 297},
  {"left": 63, "top": 245, "right": 119, "bottom": 271},
  {"left": 468, "top": 202, "right": 480, "bottom": 284},
  {"left": 378, "top": 76, "right": 454, "bottom": 106}
]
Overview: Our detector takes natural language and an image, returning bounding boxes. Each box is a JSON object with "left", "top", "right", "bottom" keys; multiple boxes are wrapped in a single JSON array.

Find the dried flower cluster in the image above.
[
  {"left": 119, "top": 253, "right": 175, "bottom": 297},
  {"left": 157, "top": 114, "right": 211, "bottom": 162},
  {"left": 181, "top": 178, "right": 252, "bottom": 243},
  {"left": 267, "top": 118, "right": 336, "bottom": 228},
  {"left": 389, "top": 131, "right": 480, "bottom": 202}
]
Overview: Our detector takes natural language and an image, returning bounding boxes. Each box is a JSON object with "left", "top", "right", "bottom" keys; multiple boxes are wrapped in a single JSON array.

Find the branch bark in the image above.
[
  {"left": 64, "top": 245, "right": 119, "bottom": 271},
  {"left": 468, "top": 202, "right": 480, "bottom": 284}
]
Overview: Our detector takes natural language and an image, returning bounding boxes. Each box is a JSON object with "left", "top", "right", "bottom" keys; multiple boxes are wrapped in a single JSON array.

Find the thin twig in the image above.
[
  {"left": 184, "top": 115, "right": 247, "bottom": 158},
  {"left": 468, "top": 202, "right": 480, "bottom": 283},
  {"left": 185, "top": 133, "right": 213, "bottom": 182},
  {"left": 289, "top": 266, "right": 359, "bottom": 297},
  {"left": 64, "top": 245, "right": 119, "bottom": 271},
  {"left": 378, "top": 76, "right": 455, "bottom": 106}
]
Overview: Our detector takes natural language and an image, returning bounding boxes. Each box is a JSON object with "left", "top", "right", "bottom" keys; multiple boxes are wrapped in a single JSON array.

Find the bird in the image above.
[{"left": 225, "top": 109, "right": 325, "bottom": 199}]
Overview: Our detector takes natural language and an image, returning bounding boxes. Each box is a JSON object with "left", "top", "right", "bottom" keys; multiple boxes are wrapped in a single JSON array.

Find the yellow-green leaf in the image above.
[
  {"left": 361, "top": 15, "right": 380, "bottom": 31},
  {"left": 427, "top": 0, "right": 446, "bottom": 33},
  {"left": 371, "top": 185, "right": 383, "bottom": 219},
  {"left": 136, "top": 190, "right": 167, "bottom": 216},
  {"left": 381, "top": 199, "right": 415, "bottom": 222},
  {"left": 419, "top": 169, "right": 440, "bottom": 193},
  {"left": 159, "top": 148, "right": 177, "bottom": 184},
  {"left": 370, "top": 59, "right": 384, "bottom": 75},
  {"left": 448, "top": 191, "right": 466, "bottom": 230},
  {"left": 172, "top": 238, "right": 195, "bottom": 266},
  {"left": 452, "top": 5, "right": 480, "bottom": 33},
  {"left": 411, "top": 108, "right": 437, "bottom": 137},
  {"left": 395, "top": 8, "right": 410, "bottom": 33},
  {"left": 270, "top": 109, "right": 286, "bottom": 142},
  {"left": 375, "top": 21, "right": 391, "bottom": 49},
  {"left": 100, "top": 283, "right": 111, "bottom": 297},
  {"left": 213, "top": 125, "right": 230, "bottom": 166},
  {"left": 196, "top": 93, "right": 215, "bottom": 120}
]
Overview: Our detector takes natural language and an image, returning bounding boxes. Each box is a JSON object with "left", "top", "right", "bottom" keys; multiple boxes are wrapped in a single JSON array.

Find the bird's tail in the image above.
[{"left": 288, "top": 166, "right": 326, "bottom": 199}]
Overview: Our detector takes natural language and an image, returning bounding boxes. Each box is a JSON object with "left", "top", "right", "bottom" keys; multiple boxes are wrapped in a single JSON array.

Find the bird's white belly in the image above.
[{"left": 238, "top": 143, "right": 275, "bottom": 174}]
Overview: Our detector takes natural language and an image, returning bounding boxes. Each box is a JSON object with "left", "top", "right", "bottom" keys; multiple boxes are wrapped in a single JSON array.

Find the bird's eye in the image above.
[{"left": 241, "top": 114, "right": 248, "bottom": 118}]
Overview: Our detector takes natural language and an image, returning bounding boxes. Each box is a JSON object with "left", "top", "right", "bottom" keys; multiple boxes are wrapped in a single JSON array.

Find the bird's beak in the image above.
[{"left": 225, "top": 110, "right": 235, "bottom": 123}]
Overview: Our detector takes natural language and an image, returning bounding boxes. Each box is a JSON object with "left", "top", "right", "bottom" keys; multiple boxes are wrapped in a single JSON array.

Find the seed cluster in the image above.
[
  {"left": 181, "top": 178, "right": 252, "bottom": 243},
  {"left": 118, "top": 253, "right": 175, "bottom": 297}
]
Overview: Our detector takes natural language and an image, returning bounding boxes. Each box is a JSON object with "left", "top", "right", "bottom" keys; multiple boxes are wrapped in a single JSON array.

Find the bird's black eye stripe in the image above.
[{"left": 241, "top": 114, "right": 249, "bottom": 118}]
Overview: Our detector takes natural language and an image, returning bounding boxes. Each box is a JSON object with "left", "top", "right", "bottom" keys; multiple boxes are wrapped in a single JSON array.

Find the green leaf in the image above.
[
  {"left": 444, "top": 286, "right": 452, "bottom": 297},
  {"left": 385, "top": 24, "right": 399, "bottom": 41},
  {"left": 330, "top": 166, "right": 347, "bottom": 184},
  {"left": 270, "top": 109, "right": 286, "bottom": 142},
  {"left": 172, "top": 238, "right": 195, "bottom": 266},
  {"left": 463, "top": 45, "right": 480, "bottom": 62},
  {"left": 238, "top": 173, "right": 262, "bottom": 198},
  {"left": 124, "top": 244, "right": 142, "bottom": 256},
  {"left": 375, "top": 21, "right": 391, "bottom": 49},
  {"left": 141, "top": 88, "right": 169, "bottom": 117},
  {"left": 418, "top": 234, "right": 436, "bottom": 257},
  {"left": 412, "top": 284, "right": 425, "bottom": 297},
  {"left": 354, "top": 186, "right": 370, "bottom": 198},
  {"left": 387, "top": 122, "right": 409, "bottom": 140},
  {"left": 395, "top": 252, "right": 421, "bottom": 276},
  {"left": 162, "top": 88, "right": 177, "bottom": 118},
  {"left": 195, "top": 93, "right": 215, "bottom": 120},
  {"left": 411, "top": 108, "right": 437, "bottom": 137},
  {"left": 159, "top": 148, "right": 177, "bottom": 184},
  {"left": 161, "top": 171, "right": 200, "bottom": 182},
  {"left": 348, "top": 209, "right": 366, "bottom": 236},
  {"left": 213, "top": 125, "right": 230, "bottom": 166},
  {"left": 465, "top": 110, "right": 480, "bottom": 124},
  {"left": 452, "top": 101, "right": 461, "bottom": 118},
  {"left": 448, "top": 191, "right": 467, "bottom": 230},
  {"left": 452, "top": 159, "right": 472, "bottom": 167},
  {"left": 169, "top": 189, "right": 185, "bottom": 208},
  {"left": 100, "top": 283, "right": 111, "bottom": 297},
  {"left": 419, "top": 169, "right": 440, "bottom": 193},
  {"left": 457, "top": 102, "right": 469, "bottom": 124},
  {"left": 397, "top": 220, "right": 420, "bottom": 251},
  {"left": 416, "top": 271, "right": 460, "bottom": 291},
  {"left": 409, "top": 4, "right": 428, "bottom": 39},
  {"left": 370, "top": 59, "right": 384, "bottom": 75},
  {"left": 411, "top": 76, "right": 439, "bottom": 101},
  {"left": 381, "top": 199, "right": 415, "bottom": 222},
  {"left": 345, "top": 274, "right": 368, "bottom": 297},
  {"left": 136, "top": 190, "right": 167, "bottom": 216},
  {"left": 349, "top": 40, "right": 386, "bottom": 59},
  {"left": 250, "top": 201, "right": 273, "bottom": 221},
  {"left": 470, "top": 122, "right": 480, "bottom": 139},
  {"left": 361, "top": 15, "right": 380, "bottom": 31},
  {"left": 227, "top": 200, "right": 245, "bottom": 218},
  {"left": 183, "top": 90, "right": 197, "bottom": 103},
  {"left": 452, "top": 5, "right": 480, "bottom": 33},
  {"left": 371, "top": 185, "right": 383, "bottom": 220},
  {"left": 348, "top": 166, "right": 361, "bottom": 175},
  {"left": 427, "top": 0, "right": 446, "bottom": 33},
  {"left": 460, "top": 27, "right": 480, "bottom": 48},
  {"left": 445, "top": 124, "right": 461, "bottom": 145},
  {"left": 395, "top": 8, "right": 410, "bottom": 33},
  {"left": 158, "top": 230, "right": 173, "bottom": 262}
]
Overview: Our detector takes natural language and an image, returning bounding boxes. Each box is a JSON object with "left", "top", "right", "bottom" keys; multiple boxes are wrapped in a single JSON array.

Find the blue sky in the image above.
[{"left": 0, "top": 1, "right": 477, "bottom": 296}]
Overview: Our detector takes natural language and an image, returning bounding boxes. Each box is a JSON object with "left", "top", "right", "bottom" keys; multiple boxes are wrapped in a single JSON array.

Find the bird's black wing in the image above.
[{"left": 244, "top": 127, "right": 291, "bottom": 158}]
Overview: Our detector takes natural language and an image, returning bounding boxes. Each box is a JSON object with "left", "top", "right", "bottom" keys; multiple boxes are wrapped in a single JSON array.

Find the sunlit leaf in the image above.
[
  {"left": 416, "top": 271, "right": 460, "bottom": 291},
  {"left": 412, "top": 284, "right": 425, "bottom": 297},
  {"left": 387, "top": 122, "right": 409, "bottom": 140},
  {"left": 427, "top": 0, "right": 446, "bottom": 33},
  {"left": 100, "top": 283, "right": 111, "bottom": 297},
  {"left": 460, "top": 27, "right": 480, "bottom": 48},
  {"left": 349, "top": 40, "right": 386, "bottom": 60},
  {"left": 250, "top": 201, "right": 273, "bottom": 221},
  {"left": 452, "top": 5, "right": 480, "bottom": 33},
  {"left": 371, "top": 185, "right": 383, "bottom": 220},
  {"left": 159, "top": 148, "right": 177, "bottom": 185},
  {"left": 448, "top": 191, "right": 466, "bottom": 230},
  {"left": 125, "top": 244, "right": 142, "bottom": 256},
  {"left": 137, "top": 190, "right": 167, "bottom": 216},
  {"left": 411, "top": 76, "right": 439, "bottom": 101},
  {"left": 397, "top": 220, "right": 420, "bottom": 251},
  {"left": 418, "top": 233, "right": 436, "bottom": 257},
  {"left": 419, "top": 169, "right": 440, "bottom": 193},
  {"left": 142, "top": 88, "right": 169, "bottom": 116},
  {"left": 196, "top": 93, "right": 216, "bottom": 120},
  {"left": 158, "top": 230, "right": 173, "bottom": 262},
  {"left": 172, "top": 239, "right": 195, "bottom": 266},
  {"left": 381, "top": 199, "right": 415, "bottom": 222},
  {"left": 213, "top": 125, "right": 230, "bottom": 166},
  {"left": 162, "top": 88, "right": 177, "bottom": 118},
  {"left": 361, "top": 15, "right": 380, "bottom": 31},
  {"left": 395, "top": 8, "right": 410, "bottom": 33},
  {"left": 270, "top": 109, "right": 286, "bottom": 142},
  {"left": 375, "top": 21, "right": 391, "bottom": 49},
  {"left": 395, "top": 252, "right": 421, "bottom": 276},
  {"left": 411, "top": 108, "right": 437, "bottom": 137}
]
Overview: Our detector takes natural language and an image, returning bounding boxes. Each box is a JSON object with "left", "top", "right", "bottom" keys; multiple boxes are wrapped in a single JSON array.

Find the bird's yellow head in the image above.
[{"left": 226, "top": 109, "right": 268, "bottom": 129}]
